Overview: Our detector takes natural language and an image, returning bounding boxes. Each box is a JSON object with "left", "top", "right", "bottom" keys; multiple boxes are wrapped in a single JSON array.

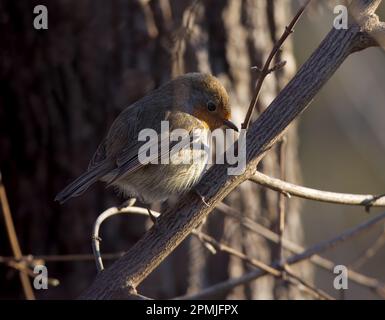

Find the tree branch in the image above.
[
  {"left": 251, "top": 171, "right": 385, "bottom": 209},
  {"left": 241, "top": 0, "right": 312, "bottom": 129},
  {"left": 91, "top": 205, "right": 334, "bottom": 300},
  {"left": 0, "top": 172, "right": 35, "bottom": 300},
  {"left": 177, "top": 209, "right": 385, "bottom": 299},
  {"left": 217, "top": 202, "right": 385, "bottom": 298},
  {"left": 81, "top": 0, "right": 384, "bottom": 299},
  {"left": 283, "top": 265, "right": 334, "bottom": 300},
  {"left": 91, "top": 206, "right": 156, "bottom": 273},
  {"left": 348, "top": 225, "right": 385, "bottom": 270}
]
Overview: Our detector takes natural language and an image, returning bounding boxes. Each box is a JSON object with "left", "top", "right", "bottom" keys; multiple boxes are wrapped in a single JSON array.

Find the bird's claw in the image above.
[
  {"left": 146, "top": 206, "right": 157, "bottom": 225},
  {"left": 193, "top": 188, "right": 210, "bottom": 207}
]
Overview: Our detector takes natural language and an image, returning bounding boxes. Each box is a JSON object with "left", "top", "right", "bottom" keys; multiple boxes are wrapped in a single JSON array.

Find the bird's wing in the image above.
[
  {"left": 56, "top": 103, "right": 153, "bottom": 203},
  {"left": 88, "top": 137, "right": 108, "bottom": 170},
  {"left": 87, "top": 99, "right": 166, "bottom": 169},
  {"left": 105, "top": 111, "right": 207, "bottom": 185}
]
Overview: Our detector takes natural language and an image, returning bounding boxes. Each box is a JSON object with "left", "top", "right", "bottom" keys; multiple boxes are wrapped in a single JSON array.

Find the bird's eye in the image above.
[{"left": 207, "top": 101, "right": 217, "bottom": 112}]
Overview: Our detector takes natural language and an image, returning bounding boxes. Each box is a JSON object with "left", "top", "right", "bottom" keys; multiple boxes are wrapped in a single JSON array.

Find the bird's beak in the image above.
[{"left": 223, "top": 119, "right": 239, "bottom": 132}]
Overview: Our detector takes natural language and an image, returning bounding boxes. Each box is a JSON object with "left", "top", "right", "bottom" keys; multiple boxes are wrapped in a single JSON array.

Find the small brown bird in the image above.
[{"left": 55, "top": 73, "right": 237, "bottom": 207}]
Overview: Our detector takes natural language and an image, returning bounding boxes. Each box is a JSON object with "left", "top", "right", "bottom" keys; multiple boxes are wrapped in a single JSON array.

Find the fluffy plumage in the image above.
[{"left": 55, "top": 73, "right": 235, "bottom": 204}]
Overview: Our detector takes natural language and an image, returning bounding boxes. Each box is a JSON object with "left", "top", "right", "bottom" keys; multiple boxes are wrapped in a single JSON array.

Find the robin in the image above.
[{"left": 55, "top": 73, "right": 238, "bottom": 219}]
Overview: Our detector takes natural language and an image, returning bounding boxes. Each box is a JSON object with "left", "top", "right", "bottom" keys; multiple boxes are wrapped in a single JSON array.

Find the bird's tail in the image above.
[{"left": 55, "top": 163, "right": 112, "bottom": 204}]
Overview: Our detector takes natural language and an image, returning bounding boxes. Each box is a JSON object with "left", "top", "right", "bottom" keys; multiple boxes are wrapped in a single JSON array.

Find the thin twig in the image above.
[
  {"left": 90, "top": 206, "right": 155, "bottom": 299},
  {"left": 349, "top": 224, "right": 385, "bottom": 270},
  {"left": 217, "top": 202, "right": 385, "bottom": 297},
  {"left": 241, "top": 0, "right": 312, "bottom": 129},
  {"left": 0, "top": 252, "right": 125, "bottom": 263},
  {"left": 93, "top": 205, "right": 336, "bottom": 300},
  {"left": 90, "top": 206, "right": 284, "bottom": 298},
  {"left": 0, "top": 172, "right": 35, "bottom": 300},
  {"left": 92, "top": 205, "right": 216, "bottom": 272},
  {"left": 284, "top": 265, "right": 334, "bottom": 300},
  {"left": 188, "top": 230, "right": 328, "bottom": 299},
  {"left": 92, "top": 205, "right": 339, "bottom": 300},
  {"left": 92, "top": 206, "right": 296, "bottom": 287},
  {"left": 277, "top": 139, "right": 287, "bottom": 264},
  {"left": 138, "top": 0, "right": 158, "bottom": 38},
  {"left": 251, "top": 171, "right": 385, "bottom": 210},
  {"left": 177, "top": 207, "right": 385, "bottom": 299},
  {"left": 4, "top": 260, "right": 59, "bottom": 287},
  {"left": 170, "top": 0, "right": 201, "bottom": 77},
  {"left": 92, "top": 205, "right": 281, "bottom": 277},
  {"left": 188, "top": 231, "right": 334, "bottom": 300},
  {"left": 193, "top": 231, "right": 281, "bottom": 277},
  {"left": 92, "top": 206, "right": 158, "bottom": 272}
]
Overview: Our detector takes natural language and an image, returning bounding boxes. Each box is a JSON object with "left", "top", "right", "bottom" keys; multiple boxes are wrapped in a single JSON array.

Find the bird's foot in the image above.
[
  {"left": 193, "top": 188, "right": 210, "bottom": 207},
  {"left": 146, "top": 205, "right": 157, "bottom": 225}
]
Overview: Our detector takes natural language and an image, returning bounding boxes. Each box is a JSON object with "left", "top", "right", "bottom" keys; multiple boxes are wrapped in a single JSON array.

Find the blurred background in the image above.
[
  {"left": 295, "top": 2, "right": 385, "bottom": 299},
  {"left": 0, "top": 0, "right": 384, "bottom": 299}
]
